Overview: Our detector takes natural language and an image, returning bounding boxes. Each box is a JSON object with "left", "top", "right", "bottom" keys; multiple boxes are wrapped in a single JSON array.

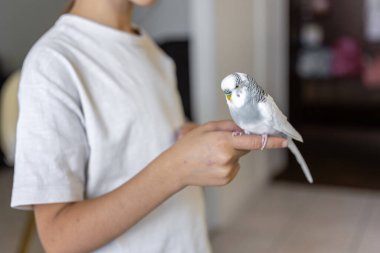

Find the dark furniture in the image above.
[
  {"left": 159, "top": 40, "right": 192, "bottom": 120},
  {"left": 276, "top": 0, "right": 380, "bottom": 189}
]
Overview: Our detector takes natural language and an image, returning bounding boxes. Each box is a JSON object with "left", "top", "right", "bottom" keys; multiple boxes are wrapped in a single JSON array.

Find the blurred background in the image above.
[{"left": 1, "top": 0, "right": 380, "bottom": 252}]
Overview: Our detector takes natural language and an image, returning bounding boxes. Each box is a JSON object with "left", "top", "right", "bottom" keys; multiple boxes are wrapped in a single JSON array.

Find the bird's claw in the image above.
[
  {"left": 232, "top": 130, "right": 244, "bottom": 137},
  {"left": 260, "top": 134, "right": 268, "bottom": 150}
]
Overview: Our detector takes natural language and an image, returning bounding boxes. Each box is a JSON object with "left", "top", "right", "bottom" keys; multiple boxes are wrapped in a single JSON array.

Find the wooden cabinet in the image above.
[
  {"left": 289, "top": 0, "right": 380, "bottom": 127},
  {"left": 277, "top": 0, "right": 380, "bottom": 188}
]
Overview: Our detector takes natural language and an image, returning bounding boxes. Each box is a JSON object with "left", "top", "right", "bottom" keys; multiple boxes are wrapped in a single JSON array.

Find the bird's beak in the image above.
[{"left": 226, "top": 94, "right": 231, "bottom": 101}]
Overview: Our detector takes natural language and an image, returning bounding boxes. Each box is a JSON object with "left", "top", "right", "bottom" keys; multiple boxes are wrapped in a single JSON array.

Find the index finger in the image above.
[
  {"left": 202, "top": 120, "right": 243, "bottom": 132},
  {"left": 231, "top": 134, "right": 288, "bottom": 150}
]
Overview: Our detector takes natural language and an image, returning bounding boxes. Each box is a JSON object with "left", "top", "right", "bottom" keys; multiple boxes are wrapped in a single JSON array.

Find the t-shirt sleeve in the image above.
[{"left": 11, "top": 47, "right": 89, "bottom": 210}]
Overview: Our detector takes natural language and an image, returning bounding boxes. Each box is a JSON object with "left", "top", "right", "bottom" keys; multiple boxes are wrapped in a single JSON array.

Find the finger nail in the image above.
[{"left": 282, "top": 140, "right": 288, "bottom": 148}]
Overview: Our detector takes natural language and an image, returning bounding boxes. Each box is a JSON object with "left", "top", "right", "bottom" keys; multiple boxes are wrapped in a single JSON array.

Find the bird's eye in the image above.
[{"left": 235, "top": 84, "right": 239, "bottom": 88}]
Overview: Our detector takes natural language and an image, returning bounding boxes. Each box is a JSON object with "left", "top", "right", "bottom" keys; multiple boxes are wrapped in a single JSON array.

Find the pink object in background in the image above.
[
  {"left": 331, "top": 37, "right": 362, "bottom": 77},
  {"left": 311, "top": 0, "right": 330, "bottom": 15},
  {"left": 363, "top": 56, "right": 380, "bottom": 88}
]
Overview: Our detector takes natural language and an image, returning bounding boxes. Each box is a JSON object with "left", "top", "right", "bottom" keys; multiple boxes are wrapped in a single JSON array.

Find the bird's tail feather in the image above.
[{"left": 287, "top": 139, "right": 313, "bottom": 183}]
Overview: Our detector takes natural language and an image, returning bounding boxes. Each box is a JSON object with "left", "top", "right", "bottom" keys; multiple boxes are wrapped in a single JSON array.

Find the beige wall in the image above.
[
  {"left": 0, "top": 0, "right": 66, "bottom": 73},
  {"left": 134, "top": 0, "right": 189, "bottom": 41},
  {"left": 190, "top": 0, "right": 289, "bottom": 231},
  {"left": 0, "top": 0, "right": 189, "bottom": 74}
]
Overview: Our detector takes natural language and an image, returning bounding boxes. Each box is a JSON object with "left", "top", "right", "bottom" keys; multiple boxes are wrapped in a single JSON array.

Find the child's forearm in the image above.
[{"left": 34, "top": 158, "right": 183, "bottom": 253}]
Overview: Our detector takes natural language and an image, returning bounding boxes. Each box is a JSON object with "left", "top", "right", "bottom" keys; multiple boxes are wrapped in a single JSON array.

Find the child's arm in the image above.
[{"left": 34, "top": 120, "right": 287, "bottom": 253}]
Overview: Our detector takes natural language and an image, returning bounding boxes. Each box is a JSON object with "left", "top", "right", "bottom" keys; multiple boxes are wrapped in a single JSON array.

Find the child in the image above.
[{"left": 11, "top": 0, "right": 287, "bottom": 252}]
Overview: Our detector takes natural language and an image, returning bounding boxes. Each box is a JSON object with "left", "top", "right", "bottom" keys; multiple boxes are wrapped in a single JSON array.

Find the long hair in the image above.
[{"left": 65, "top": 0, "right": 75, "bottom": 13}]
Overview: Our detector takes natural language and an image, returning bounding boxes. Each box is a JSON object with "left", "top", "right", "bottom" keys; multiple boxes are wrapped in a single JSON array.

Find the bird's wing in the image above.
[{"left": 262, "top": 96, "right": 303, "bottom": 142}]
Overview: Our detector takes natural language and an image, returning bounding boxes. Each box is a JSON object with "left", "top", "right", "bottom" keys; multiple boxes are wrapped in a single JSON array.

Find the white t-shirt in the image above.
[{"left": 11, "top": 14, "right": 211, "bottom": 253}]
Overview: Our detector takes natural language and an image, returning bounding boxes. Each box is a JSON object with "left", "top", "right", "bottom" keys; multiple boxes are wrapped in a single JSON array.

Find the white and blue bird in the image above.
[{"left": 221, "top": 72, "right": 313, "bottom": 183}]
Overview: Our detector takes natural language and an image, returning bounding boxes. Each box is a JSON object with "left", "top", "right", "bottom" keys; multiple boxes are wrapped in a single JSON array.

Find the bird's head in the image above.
[{"left": 221, "top": 72, "right": 251, "bottom": 107}]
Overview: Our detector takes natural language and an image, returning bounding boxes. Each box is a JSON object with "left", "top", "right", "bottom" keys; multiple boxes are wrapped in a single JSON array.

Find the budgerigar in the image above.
[{"left": 221, "top": 72, "right": 313, "bottom": 183}]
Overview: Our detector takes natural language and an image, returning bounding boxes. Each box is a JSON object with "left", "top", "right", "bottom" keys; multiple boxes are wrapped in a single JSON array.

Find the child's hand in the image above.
[
  {"left": 176, "top": 122, "right": 198, "bottom": 140},
  {"left": 159, "top": 120, "right": 287, "bottom": 188}
]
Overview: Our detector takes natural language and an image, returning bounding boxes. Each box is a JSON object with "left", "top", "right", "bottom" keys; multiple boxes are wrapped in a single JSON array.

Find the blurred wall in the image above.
[
  {"left": 0, "top": 0, "right": 65, "bottom": 74},
  {"left": 261, "top": 0, "right": 289, "bottom": 176},
  {"left": 190, "top": 0, "right": 288, "bottom": 231},
  {"left": 134, "top": 0, "right": 189, "bottom": 41},
  {"left": 0, "top": 0, "right": 189, "bottom": 74}
]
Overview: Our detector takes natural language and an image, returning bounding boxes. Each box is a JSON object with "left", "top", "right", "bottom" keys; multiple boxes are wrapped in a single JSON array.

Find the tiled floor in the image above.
[
  {"left": 211, "top": 182, "right": 380, "bottom": 253},
  {"left": 2, "top": 168, "right": 380, "bottom": 253}
]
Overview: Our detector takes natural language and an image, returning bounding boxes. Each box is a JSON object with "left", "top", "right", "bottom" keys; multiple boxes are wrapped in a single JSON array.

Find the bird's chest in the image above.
[{"left": 229, "top": 102, "right": 276, "bottom": 135}]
